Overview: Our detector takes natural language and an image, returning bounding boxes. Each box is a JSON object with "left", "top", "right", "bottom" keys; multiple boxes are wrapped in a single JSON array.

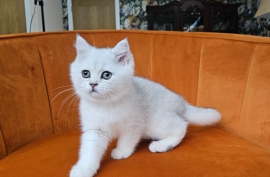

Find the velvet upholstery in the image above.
[
  {"left": 0, "top": 30, "right": 269, "bottom": 176},
  {"left": 1, "top": 128, "right": 270, "bottom": 177},
  {"left": 0, "top": 37, "right": 53, "bottom": 156}
]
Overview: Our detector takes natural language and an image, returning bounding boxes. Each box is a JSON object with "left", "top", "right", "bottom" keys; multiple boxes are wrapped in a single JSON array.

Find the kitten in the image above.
[{"left": 69, "top": 34, "right": 221, "bottom": 177}]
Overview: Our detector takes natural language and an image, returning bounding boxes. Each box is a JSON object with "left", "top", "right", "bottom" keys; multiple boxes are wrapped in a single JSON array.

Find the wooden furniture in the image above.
[
  {"left": 147, "top": 0, "right": 241, "bottom": 33},
  {"left": 0, "top": 0, "right": 26, "bottom": 35}
]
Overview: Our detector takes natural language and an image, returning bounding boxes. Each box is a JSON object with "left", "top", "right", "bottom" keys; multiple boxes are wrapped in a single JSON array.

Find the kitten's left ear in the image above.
[{"left": 112, "top": 38, "right": 130, "bottom": 64}]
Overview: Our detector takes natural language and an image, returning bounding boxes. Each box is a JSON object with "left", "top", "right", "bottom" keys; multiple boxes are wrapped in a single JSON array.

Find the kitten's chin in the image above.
[
  {"left": 89, "top": 91, "right": 101, "bottom": 98},
  {"left": 87, "top": 91, "right": 109, "bottom": 102}
]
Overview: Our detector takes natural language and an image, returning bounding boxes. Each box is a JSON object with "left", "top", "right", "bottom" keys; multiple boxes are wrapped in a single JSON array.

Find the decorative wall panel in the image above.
[{"left": 119, "top": 0, "right": 270, "bottom": 36}]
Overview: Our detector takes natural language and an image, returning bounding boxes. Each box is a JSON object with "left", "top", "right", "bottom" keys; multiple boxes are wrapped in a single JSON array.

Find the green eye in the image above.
[
  {"left": 101, "top": 71, "right": 112, "bottom": 80},
  {"left": 82, "top": 70, "right": 90, "bottom": 78}
]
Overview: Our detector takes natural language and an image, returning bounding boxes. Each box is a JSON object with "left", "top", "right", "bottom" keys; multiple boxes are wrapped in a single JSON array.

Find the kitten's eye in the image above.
[
  {"left": 82, "top": 70, "right": 90, "bottom": 78},
  {"left": 101, "top": 71, "right": 112, "bottom": 80}
]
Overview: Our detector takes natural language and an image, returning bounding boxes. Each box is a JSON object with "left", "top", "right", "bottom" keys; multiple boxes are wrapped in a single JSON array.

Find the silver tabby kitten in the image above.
[{"left": 69, "top": 34, "right": 221, "bottom": 177}]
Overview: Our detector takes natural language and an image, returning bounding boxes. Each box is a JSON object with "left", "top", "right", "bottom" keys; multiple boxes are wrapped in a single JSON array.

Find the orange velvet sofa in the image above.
[{"left": 0, "top": 30, "right": 270, "bottom": 177}]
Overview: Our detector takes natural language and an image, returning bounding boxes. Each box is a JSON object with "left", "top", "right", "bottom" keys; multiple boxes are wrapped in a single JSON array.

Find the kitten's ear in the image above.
[
  {"left": 75, "top": 34, "right": 92, "bottom": 56},
  {"left": 112, "top": 38, "right": 130, "bottom": 64}
]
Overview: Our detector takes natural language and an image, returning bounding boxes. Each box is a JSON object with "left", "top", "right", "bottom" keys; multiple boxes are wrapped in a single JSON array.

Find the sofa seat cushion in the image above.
[{"left": 0, "top": 128, "right": 269, "bottom": 177}]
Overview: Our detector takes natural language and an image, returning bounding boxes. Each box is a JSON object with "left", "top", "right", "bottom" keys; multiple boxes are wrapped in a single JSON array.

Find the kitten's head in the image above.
[{"left": 70, "top": 34, "right": 134, "bottom": 102}]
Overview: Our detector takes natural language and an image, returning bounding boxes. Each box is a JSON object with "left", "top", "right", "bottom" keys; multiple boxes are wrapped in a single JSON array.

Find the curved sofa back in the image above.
[{"left": 0, "top": 30, "right": 270, "bottom": 159}]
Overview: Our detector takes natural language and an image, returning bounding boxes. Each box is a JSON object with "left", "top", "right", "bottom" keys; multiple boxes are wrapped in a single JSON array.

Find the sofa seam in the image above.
[
  {"left": 33, "top": 36, "right": 55, "bottom": 134},
  {"left": 90, "top": 33, "right": 95, "bottom": 45},
  {"left": 236, "top": 43, "right": 258, "bottom": 134},
  {"left": 0, "top": 125, "right": 8, "bottom": 157},
  {"left": 149, "top": 34, "right": 154, "bottom": 79},
  {"left": 196, "top": 37, "right": 204, "bottom": 106}
]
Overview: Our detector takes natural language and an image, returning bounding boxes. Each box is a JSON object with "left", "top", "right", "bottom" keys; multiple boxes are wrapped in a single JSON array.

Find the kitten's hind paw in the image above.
[
  {"left": 111, "top": 148, "right": 133, "bottom": 159},
  {"left": 149, "top": 141, "right": 174, "bottom": 153}
]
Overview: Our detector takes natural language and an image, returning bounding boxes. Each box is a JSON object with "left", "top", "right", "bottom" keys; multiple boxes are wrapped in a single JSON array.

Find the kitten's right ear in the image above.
[{"left": 75, "top": 34, "right": 92, "bottom": 56}]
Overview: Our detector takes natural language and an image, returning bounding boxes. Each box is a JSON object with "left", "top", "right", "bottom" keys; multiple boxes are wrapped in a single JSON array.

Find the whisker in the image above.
[
  {"left": 101, "top": 88, "right": 122, "bottom": 120},
  {"left": 57, "top": 92, "right": 76, "bottom": 116},
  {"left": 107, "top": 88, "right": 127, "bottom": 105},
  {"left": 51, "top": 85, "right": 73, "bottom": 91},
  {"left": 67, "top": 95, "right": 79, "bottom": 114},
  {"left": 72, "top": 97, "right": 80, "bottom": 118},
  {"left": 52, "top": 88, "right": 74, "bottom": 102}
]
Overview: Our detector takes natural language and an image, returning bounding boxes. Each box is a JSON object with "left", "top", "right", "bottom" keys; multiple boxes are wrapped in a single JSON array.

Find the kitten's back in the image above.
[{"left": 132, "top": 76, "right": 221, "bottom": 126}]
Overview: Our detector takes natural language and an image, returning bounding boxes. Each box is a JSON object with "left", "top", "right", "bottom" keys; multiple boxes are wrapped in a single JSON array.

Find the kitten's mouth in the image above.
[
  {"left": 91, "top": 89, "right": 97, "bottom": 93},
  {"left": 90, "top": 88, "right": 98, "bottom": 94}
]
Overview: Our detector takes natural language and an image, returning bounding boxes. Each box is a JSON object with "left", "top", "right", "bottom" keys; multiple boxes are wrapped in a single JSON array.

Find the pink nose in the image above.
[{"left": 90, "top": 83, "right": 98, "bottom": 88}]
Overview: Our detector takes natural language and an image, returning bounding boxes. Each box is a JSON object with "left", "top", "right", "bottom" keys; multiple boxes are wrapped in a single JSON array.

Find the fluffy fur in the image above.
[{"left": 69, "top": 34, "right": 221, "bottom": 177}]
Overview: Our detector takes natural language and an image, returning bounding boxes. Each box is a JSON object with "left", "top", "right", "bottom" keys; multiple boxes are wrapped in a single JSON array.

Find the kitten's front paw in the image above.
[
  {"left": 70, "top": 164, "right": 96, "bottom": 177},
  {"left": 111, "top": 148, "right": 132, "bottom": 159}
]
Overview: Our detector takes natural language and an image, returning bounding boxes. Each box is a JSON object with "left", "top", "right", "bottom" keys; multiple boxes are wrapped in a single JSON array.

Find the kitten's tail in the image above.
[{"left": 183, "top": 104, "right": 221, "bottom": 126}]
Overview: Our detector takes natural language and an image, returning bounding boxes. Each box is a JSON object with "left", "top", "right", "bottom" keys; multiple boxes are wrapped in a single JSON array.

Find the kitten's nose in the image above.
[{"left": 90, "top": 83, "right": 98, "bottom": 88}]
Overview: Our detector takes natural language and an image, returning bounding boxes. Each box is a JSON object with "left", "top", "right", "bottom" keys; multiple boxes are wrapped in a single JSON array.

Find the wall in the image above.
[
  {"left": 24, "top": 0, "right": 63, "bottom": 32},
  {"left": 119, "top": 0, "right": 270, "bottom": 37},
  {"left": 62, "top": 0, "right": 74, "bottom": 30},
  {"left": 222, "top": 0, "right": 270, "bottom": 36}
]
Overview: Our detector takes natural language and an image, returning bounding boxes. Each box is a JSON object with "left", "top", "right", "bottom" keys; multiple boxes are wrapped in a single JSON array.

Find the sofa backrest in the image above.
[
  {"left": 0, "top": 35, "right": 53, "bottom": 159},
  {"left": 0, "top": 31, "right": 270, "bottom": 159}
]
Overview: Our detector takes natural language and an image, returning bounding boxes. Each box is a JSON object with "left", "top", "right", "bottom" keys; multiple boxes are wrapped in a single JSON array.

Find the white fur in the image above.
[{"left": 69, "top": 35, "right": 221, "bottom": 177}]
